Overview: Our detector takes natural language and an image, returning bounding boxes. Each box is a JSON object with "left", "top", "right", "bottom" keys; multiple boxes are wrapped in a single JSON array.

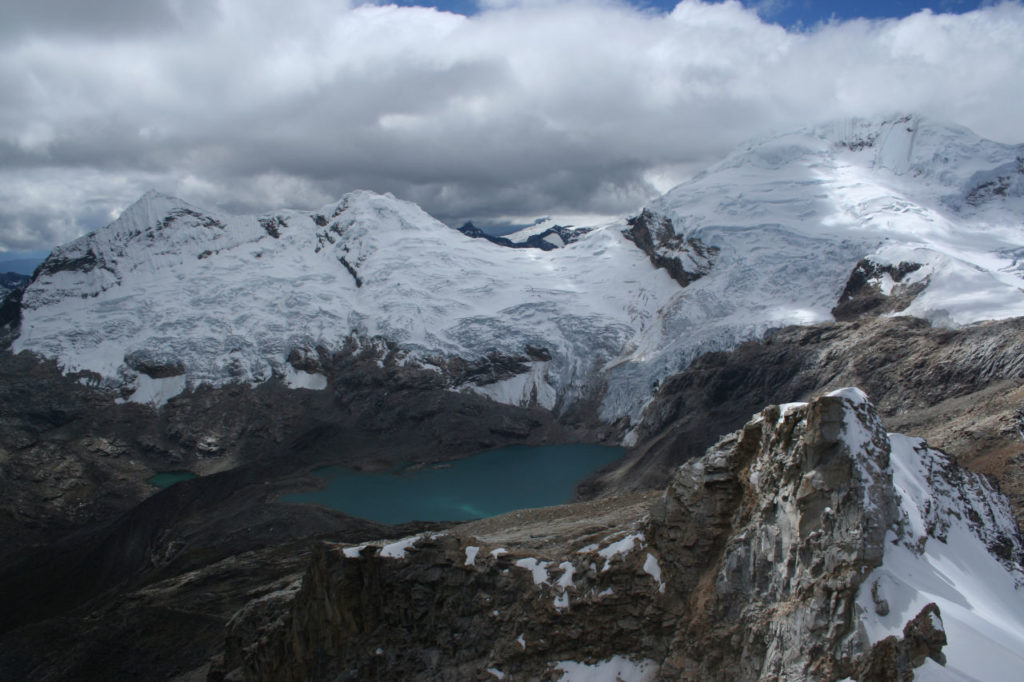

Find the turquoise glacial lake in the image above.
[
  {"left": 147, "top": 470, "right": 198, "bottom": 488},
  {"left": 279, "top": 443, "right": 625, "bottom": 524}
]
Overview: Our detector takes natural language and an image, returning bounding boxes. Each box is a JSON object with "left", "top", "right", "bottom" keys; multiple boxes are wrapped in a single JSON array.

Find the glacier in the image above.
[{"left": 10, "top": 115, "right": 1024, "bottom": 423}]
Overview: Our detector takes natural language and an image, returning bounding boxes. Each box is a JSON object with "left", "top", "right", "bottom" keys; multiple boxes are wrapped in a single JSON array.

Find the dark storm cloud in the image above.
[
  {"left": 0, "top": 0, "right": 214, "bottom": 40},
  {"left": 2, "top": 0, "right": 1024, "bottom": 251}
]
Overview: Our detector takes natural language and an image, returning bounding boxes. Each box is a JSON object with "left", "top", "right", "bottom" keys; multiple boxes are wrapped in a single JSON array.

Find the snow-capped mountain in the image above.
[
  {"left": 13, "top": 190, "right": 676, "bottom": 411},
  {"left": 10, "top": 115, "right": 1024, "bottom": 422},
  {"left": 457, "top": 218, "right": 593, "bottom": 251},
  {"left": 603, "top": 114, "right": 1024, "bottom": 420}
]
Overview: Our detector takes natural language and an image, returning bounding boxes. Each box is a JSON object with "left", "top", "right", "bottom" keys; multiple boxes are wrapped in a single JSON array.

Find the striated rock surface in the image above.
[
  {"left": 651, "top": 390, "right": 899, "bottom": 680},
  {"left": 213, "top": 390, "right": 1024, "bottom": 681}
]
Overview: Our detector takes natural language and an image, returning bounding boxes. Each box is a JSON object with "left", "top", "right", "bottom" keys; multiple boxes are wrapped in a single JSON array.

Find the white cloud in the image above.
[{"left": 1, "top": 0, "right": 1023, "bottom": 250}]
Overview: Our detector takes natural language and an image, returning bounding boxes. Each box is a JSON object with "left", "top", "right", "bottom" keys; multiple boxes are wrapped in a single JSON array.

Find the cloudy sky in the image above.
[{"left": 2, "top": 0, "right": 1023, "bottom": 255}]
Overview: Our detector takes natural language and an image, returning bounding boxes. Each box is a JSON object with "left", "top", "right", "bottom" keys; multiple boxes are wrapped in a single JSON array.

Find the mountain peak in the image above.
[
  {"left": 120, "top": 189, "right": 192, "bottom": 219},
  {"left": 13, "top": 119, "right": 1024, "bottom": 418}
]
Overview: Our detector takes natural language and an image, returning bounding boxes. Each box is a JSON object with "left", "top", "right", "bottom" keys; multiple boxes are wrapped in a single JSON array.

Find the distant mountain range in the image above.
[
  {"left": 9, "top": 115, "right": 1024, "bottom": 427},
  {"left": 0, "top": 271, "right": 30, "bottom": 298}
]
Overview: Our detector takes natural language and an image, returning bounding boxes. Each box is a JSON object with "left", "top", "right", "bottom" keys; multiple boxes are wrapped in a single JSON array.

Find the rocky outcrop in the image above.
[
  {"left": 855, "top": 603, "right": 947, "bottom": 681},
  {"left": 457, "top": 222, "right": 593, "bottom": 251},
  {"left": 0, "top": 287, "right": 24, "bottom": 341},
  {"left": 615, "top": 315, "right": 1024, "bottom": 528},
  {"left": 124, "top": 349, "right": 186, "bottom": 378},
  {"left": 214, "top": 533, "right": 673, "bottom": 682},
  {"left": 961, "top": 155, "right": 1024, "bottom": 208},
  {"left": 622, "top": 209, "right": 717, "bottom": 288},
  {"left": 650, "top": 390, "right": 899, "bottom": 680},
  {"left": 832, "top": 259, "right": 926, "bottom": 321},
  {"left": 214, "top": 391, "right": 1012, "bottom": 681}
]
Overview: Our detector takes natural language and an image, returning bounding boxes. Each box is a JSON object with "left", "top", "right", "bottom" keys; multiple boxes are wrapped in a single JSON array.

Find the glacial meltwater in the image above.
[
  {"left": 147, "top": 470, "right": 199, "bottom": 488},
  {"left": 279, "top": 443, "right": 624, "bottom": 524}
]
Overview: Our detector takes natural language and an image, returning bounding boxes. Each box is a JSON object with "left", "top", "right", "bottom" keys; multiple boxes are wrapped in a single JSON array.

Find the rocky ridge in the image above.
[
  {"left": 457, "top": 221, "right": 593, "bottom": 251},
  {"left": 211, "top": 390, "right": 1024, "bottom": 681},
  {"left": 611, "top": 315, "right": 1024, "bottom": 528}
]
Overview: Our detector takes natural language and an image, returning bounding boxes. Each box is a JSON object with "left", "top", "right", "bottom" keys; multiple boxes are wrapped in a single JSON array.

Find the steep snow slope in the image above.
[
  {"left": 11, "top": 116, "right": 1024, "bottom": 420},
  {"left": 857, "top": 430, "right": 1024, "bottom": 681},
  {"left": 602, "top": 115, "right": 1024, "bottom": 419}
]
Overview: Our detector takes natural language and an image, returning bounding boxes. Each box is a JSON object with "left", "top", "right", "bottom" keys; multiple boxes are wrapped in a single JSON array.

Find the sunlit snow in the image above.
[{"left": 12, "top": 116, "right": 1024, "bottom": 420}]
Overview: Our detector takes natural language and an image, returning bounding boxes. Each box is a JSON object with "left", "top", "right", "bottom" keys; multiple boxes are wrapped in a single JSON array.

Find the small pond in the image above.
[
  {"left": 279, "top": 443, "right": 624, "bottom": 524},
  {"left": 147, "top": 470, "right": 199, "bottom": 488}
]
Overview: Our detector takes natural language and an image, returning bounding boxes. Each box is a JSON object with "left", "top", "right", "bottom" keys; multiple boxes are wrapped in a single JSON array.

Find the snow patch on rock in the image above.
[{"left": 553, "top": 655, "right": 659, "bottom": 682}]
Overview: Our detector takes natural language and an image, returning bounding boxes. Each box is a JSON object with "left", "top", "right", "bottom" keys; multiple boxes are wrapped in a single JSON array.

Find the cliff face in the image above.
[
  {"left": 214, "top": 390, "right": 1024, "bottom": 681},
  {"left": 650, "top": 391, "right": 899, "bottom": 680},
  {"left": 612, "top": 316, "right": 1024, "bottom": 529}
]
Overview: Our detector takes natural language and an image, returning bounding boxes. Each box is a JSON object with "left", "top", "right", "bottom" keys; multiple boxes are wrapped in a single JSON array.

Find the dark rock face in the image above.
[
  {"left": 457, "top": 221, "right": 488, "bottom": 239},
  {"left": 457, "top": 221, "right": 593, "bottom": 251},
  {"left": 525, "top": 344, "right": 552, "bottom": 362},
  {"left": 0, "top": 272, "right": 30, "bottom": 299},
  {"left": 124, "top": 349, "right": 186, "bottom": 378},
  {"left": 214, "top": 535, "right": 673, "bottom": 682},
  {"left": 35, "top": 248, "right": 103, "bottom": 277},
  {"left": 286, "top": 345, "right": 326, "bottom": 373},
  {"left": 0, "top": 353, "right": 160, "bottom": 555},
  {"left": 258, "top": 216, "right": 287, "bottom": 238},
  {"left": 832, "top": 258, "right": 925, "bottom": 321},
  {"left": 856, "top": 604, "right": 947, "bottom": 681},
  {"left": 214, "top": 394, "right": 963, "bottom": 681},
  {"left": 651, "top": 395, "right": 898, "bottom": 680},
  {"left": 0, "top": 337, "right": 589, "bottom": 681},
  {"left": 337, "top": 255, "right": 363, "bottom": 287},
  {"left": 157, "top": 207, "right": 226, "bottom": 232},
  {"left": 0, "top": 497, "right": 441, "bottom": 682},
  {"left": 963, "top": 155, "right": 1024, "bottom": 207},
  {"left": 432, "top": 349, "right": 531, "bottom": 387},
  {"left": 0, "top": 286, "right": 24, "bottom": 337},
  {"left": 622, "top": 209, "right": 717, "bottom": 288}
]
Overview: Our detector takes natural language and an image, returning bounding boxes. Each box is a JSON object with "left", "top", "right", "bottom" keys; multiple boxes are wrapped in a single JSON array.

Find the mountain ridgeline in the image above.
[{"left": 1, "top": 115, "right": 1023, "bottom": 680}]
